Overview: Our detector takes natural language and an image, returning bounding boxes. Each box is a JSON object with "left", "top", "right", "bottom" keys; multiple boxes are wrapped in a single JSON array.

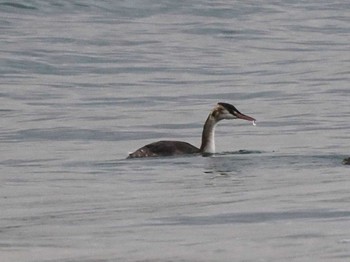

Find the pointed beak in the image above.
[{"left": 235, "top": 112, "right": 256, "bottom": 122}]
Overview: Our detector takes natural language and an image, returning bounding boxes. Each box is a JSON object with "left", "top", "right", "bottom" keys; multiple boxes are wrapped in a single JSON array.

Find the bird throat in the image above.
[{"left": 200, "top": 115, "right": 218, "bottom": 154}]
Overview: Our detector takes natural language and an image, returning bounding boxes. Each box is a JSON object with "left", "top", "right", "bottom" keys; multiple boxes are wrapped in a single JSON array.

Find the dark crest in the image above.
[{"left": 218, "top": 102, "right": 241, "bottom": 114}]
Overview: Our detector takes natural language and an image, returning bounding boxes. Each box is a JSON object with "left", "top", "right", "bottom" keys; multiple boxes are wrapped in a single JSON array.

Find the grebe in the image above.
[{"left": 127, "top": 102, "right": 256, "bottom": 158}]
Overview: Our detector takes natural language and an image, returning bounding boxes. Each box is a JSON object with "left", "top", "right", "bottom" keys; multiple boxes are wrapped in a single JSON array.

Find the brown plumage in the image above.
[{"left": 127, "top": 141, "right": 200, "bottom": 158}]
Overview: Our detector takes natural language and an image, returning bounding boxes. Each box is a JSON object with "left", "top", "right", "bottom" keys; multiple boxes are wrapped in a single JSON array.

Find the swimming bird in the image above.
[{"left": 127, "top": 102, "right": 256, "bottom": 158}]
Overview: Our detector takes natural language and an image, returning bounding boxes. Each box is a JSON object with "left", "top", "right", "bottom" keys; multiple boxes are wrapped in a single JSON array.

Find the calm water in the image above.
[{"left": 1, "top": 1, "right": 350, "bottom": 261}]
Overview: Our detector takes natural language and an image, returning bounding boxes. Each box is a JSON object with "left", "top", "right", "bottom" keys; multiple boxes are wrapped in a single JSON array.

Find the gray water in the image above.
[{"left": 1, "top": 1, "right": 350, "bottom": 261}]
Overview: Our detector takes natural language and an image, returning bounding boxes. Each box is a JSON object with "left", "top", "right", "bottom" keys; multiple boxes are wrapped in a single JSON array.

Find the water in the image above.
[{"left": 1, "top": 1, "right": 350, "bottom": 261}]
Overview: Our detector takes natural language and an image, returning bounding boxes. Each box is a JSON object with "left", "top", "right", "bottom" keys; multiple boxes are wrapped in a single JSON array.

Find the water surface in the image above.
[{"left": 1, "top": 1, "right": 350, "bottom": 261}]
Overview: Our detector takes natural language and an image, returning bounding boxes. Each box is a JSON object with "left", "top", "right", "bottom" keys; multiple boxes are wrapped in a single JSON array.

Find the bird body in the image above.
[{"left": 128, "top": 141, "right": 199, "bottom": 158}]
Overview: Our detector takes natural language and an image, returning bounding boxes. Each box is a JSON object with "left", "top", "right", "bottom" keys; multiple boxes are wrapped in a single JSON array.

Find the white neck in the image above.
[{"left": 200, "top": 115, "right": 218, "bottom": 154}]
